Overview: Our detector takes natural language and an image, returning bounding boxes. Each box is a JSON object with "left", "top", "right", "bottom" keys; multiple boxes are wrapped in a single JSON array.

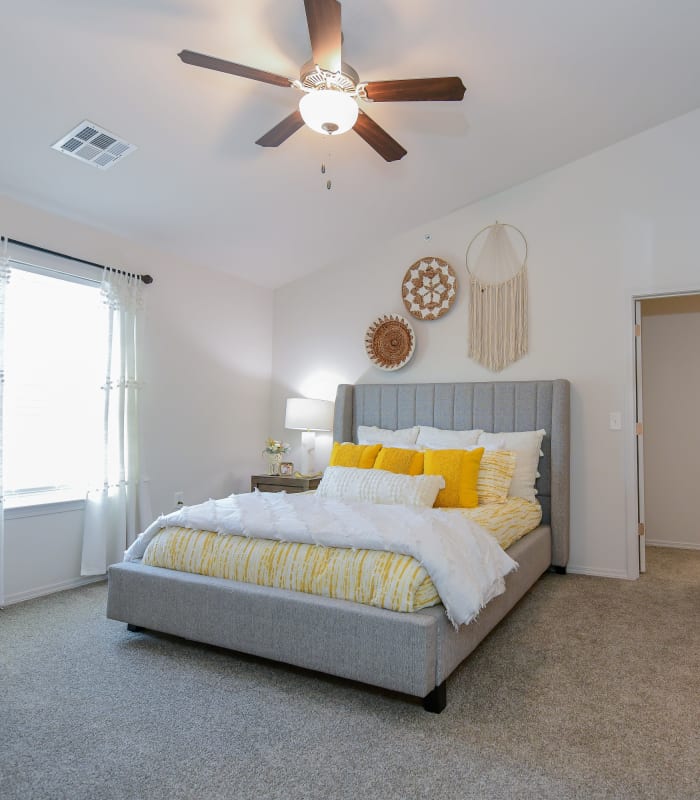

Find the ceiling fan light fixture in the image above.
[{"left": 299, "top": 88, "right": 358, "bottom": 135}]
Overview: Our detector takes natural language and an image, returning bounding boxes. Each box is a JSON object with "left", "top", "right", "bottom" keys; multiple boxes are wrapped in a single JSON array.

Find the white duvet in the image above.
[{"left": 124, "top": 490, "right": 517, "bottom": 627}]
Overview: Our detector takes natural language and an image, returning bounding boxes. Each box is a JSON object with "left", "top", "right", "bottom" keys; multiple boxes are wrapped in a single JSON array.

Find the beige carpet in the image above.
[{"left": 1, "top": 546, "right": 698, "bottom": 800}]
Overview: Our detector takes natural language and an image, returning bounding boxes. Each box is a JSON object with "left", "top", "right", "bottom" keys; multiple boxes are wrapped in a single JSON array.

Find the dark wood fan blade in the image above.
[
  {"left": 178, "top": 50, "right": 292, "bottom": 88},
  {"left": 353, "top": 110, "right": 407, "bottom": 162},
  {"left": 255, "top": 110, "right": 305, "bottom": 148},
  {"left": 364, "top": 77, "right": 466, "bottom": 102},
  {"left": 304, "top": 0, "right": 342, "bottom": 73}
]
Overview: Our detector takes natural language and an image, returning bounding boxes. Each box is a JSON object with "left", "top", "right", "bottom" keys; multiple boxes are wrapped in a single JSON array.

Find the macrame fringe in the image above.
[{"left": 468, "top": 267, "right": 528, "bottom": 371}]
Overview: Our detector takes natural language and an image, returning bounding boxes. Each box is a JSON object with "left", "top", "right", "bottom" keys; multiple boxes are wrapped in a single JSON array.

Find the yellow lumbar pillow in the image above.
[
  {"left": 477, "top": 450, "right": 517, "bottom": 505},
  {"left": 423, "top": 448, "right": 484, "bottom": 508},
  {"left": 373, "top": 447, "right": 425, "bottom": 476},
  {"left": 329, "top": 442, "right": 382, "bottom": 469}
]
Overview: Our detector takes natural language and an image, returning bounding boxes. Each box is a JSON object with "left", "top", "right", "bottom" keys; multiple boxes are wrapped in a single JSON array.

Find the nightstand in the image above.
[{"left": 250, "top": 474, "right": 321, "bottom": 493}]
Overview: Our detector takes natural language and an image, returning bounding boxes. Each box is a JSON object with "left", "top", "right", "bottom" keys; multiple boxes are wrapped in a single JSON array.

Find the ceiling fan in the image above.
[{"left": 178, "top": 0, "right": 466, "bottom": 162}]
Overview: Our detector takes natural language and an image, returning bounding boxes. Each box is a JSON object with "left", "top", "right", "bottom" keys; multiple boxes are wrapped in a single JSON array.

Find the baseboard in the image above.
[
  {"left": 567, "top": 565, "right": 632, "bottom": 580},
  {"left": 646, "top": 540, "right": 700, "bottom": 551},
  {"left": 2, "top": 575, "right": 106, "bottom": 607}
]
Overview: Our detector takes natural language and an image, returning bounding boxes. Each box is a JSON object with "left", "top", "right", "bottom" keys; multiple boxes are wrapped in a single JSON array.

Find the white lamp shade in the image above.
[
  {"left": 298, "top": 89, "right": 358, "bottom": 135},
  {"left": 285, "top": 398, "right": 334, "bottom": 431}
]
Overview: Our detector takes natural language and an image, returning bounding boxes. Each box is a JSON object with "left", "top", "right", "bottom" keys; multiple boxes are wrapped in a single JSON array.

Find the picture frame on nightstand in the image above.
[{"left": 279, "top": 462, "right": 294, "bottom": 476}]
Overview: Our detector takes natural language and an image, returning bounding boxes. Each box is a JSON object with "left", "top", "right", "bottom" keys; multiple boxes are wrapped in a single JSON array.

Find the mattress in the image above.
[{"left": 141, "top": 497, "right": 542, "bottom": 614}]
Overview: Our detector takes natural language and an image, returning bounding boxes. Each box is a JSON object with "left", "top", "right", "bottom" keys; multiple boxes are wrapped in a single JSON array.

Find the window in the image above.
[{"left": 3, "top": 264, "right": 107, "bottom": 505}]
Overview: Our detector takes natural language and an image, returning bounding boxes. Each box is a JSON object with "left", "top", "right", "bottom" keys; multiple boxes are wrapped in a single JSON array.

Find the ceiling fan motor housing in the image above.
[{"left": 299, "top": 60, "right": 360, "bottom": 93}]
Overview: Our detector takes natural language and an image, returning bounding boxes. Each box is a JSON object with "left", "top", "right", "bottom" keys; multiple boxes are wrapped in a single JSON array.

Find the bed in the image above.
[{"left": 107, "top": 379, "right": 570, "bottom": 712}]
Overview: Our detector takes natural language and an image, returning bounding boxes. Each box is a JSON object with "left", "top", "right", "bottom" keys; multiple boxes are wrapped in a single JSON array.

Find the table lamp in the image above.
[{"left": 284, "top": 397, "right": 334, "bottom": 476}]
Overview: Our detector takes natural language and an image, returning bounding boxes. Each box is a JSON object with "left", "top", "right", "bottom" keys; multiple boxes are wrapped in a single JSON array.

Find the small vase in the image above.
[{"left": 266, "top": 453, "right": 283, "bottom": 475}]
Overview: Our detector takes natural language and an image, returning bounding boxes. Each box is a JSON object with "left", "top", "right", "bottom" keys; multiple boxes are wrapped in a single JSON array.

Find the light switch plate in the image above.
[{"left": 609, "top": 411, "right": 622, "bottom": 430}]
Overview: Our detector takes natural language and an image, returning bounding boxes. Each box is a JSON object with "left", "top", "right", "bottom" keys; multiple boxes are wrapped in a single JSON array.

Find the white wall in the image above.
[
  {"left": 1, "top": 194, "right": 273, "bottom": 604},
  {"left": 641, "top": 295, "right": 700, "bottom": 550},
  {"left": 5, "top": 106, "right": 700, "bottom": 599},
  {"left": 271, "top": 107, "right": 700, "bottom": 580}
]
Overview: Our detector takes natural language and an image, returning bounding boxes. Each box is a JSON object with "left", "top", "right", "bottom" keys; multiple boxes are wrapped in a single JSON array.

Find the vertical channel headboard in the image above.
[{"left": 333, "top": 380, "right": 570, "bottom": 568}]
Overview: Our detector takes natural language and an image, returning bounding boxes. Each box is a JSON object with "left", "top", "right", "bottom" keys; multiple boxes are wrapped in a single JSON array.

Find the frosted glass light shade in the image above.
[
  {"left": 285, "top": 398, "right": 334, "bottom": 431},
  {"left": 298, "top": 89, "right": 358, "bottom": 135}
]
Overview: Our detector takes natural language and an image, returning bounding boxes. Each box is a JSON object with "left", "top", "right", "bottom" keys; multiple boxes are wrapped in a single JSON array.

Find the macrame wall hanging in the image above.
[{"left": 465, "top": 222, "right": 529, "bottom": 371}]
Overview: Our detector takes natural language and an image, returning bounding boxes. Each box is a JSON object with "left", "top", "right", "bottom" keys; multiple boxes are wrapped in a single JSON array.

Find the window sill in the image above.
[{"left": 4, "top": 491, "right": 86, "bottom": 519}]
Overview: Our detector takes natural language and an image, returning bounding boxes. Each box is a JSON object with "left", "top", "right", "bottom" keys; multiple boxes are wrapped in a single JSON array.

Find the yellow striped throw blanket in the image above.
[
  {"left": 143, "top": 528, "right": 441, "bottom": 613},
  {"left": 125, "top": 492, "right": 517, "bottom": 627}
]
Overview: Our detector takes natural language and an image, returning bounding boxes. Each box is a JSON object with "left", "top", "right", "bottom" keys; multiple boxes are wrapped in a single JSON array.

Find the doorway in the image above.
[{"left": 636, "top": 293, "right": 700, "bottom": 571}]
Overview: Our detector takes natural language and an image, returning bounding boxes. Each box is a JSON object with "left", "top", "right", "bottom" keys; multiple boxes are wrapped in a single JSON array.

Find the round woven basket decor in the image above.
[
  {"left": 365, "top": 314, "right": 416, "bottom": 371},
  {"left": 401, "top": 257, "right": 457, "bottom": 320}
]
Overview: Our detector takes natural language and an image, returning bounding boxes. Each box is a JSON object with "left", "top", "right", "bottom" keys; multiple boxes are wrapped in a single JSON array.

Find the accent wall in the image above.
[{"left": 270, "top": 107, "right": 700, "bottom": 580}]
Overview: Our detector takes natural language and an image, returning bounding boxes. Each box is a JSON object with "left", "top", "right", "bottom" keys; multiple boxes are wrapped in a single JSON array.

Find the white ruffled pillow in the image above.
[
  {"left": 478, "top": 430, "right": 546, "bottom": 502},
  {"left": 316, "top": 466, "right": 445, "bottom": 507},
  {"left": 357, "top": 425, "right": 420, "bottom": 446},
  {"left": 416, "top": 426, "right": 483, "bottom": 449}
]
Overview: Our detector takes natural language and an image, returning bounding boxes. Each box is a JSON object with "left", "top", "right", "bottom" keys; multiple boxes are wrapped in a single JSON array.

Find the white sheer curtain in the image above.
[
  {"left": 81, "top": 267, "right": 151, "bottom": 576},
  {"left": 0, "top": 237, "right": 10, "bottom": 605}
]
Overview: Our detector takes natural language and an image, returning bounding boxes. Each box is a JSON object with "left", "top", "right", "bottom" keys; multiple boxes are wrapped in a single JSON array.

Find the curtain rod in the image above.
[{"left": 6, "top": 238, "right": 154, "bottom": 284}]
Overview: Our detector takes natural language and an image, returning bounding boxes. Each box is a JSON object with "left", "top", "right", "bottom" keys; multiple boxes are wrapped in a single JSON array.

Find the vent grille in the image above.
[
  {"left": 76, "top": 125, "right": 99, "bottom": 141},
  {"left": 52, "top": 120, "right": 136, "bottom": 170}
]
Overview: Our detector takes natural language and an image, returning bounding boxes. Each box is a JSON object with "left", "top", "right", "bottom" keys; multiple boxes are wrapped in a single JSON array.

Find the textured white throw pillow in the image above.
[
  {"left": 317, "top": 466, "right": 445, "bottom": 507},
  {"left": 472, "top": 438, "right": 506, "bottom": 452},
  {"left": 357, "top": 425, "right": 420, "bottom": 446},
  {"left": 416, "top": 426, "right": 483, "bottom": 449},
  {"left": 478, "top": 430, "right": 546, "bottom": 502}
]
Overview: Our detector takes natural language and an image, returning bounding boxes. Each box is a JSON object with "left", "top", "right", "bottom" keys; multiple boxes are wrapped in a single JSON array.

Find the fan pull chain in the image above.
[{"left": 321, "top": 149, "right": 332, "bottom": 190}]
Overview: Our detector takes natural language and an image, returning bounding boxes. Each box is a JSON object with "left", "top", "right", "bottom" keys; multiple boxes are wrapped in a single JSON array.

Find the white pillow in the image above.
[
  {"left": 453, "top": 438, "right": 506, "bottom": 452},
  {"left": 478, "top": 430, "right": 546, "bottom": 502},
  {"left": 316, "top": 466, "right": 445, "bottom": 507},
  {"left": 416, "top": 426, "right": 483, "bottom": 449},
  {"left": 474, "top": 437, "right": 506, "bottom": 452},
  {"left": 357, "top": 425, "right": 420, "bottom": 446}
]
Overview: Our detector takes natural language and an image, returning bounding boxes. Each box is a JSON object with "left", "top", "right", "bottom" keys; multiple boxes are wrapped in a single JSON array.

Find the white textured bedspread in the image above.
[{"left": 124, "top": 491, "right": 517, "bottom": 627}]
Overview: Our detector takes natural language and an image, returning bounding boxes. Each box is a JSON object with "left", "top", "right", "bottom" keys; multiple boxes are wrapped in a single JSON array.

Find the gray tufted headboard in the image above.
[{"left": 333, "top": 380, "right": 570, "bottom": 568}]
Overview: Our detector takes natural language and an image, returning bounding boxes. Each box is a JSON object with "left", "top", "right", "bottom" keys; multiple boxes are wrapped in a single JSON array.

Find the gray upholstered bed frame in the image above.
[{"left": 107, "top": 379, "right": 570, "bottom": 713}]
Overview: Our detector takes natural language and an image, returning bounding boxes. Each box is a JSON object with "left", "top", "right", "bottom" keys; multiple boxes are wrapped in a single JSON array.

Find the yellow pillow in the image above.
[
  {"left": 423, "top": 448, "right": 484, "bottom": 508},
  {"left": 373, "top": 447, "right": 425, "bottom": 476},
  {"left": 477, "top": 450, "right": 517, "bottom": 505},
  {"left": 329, "top": 442, "right": 382, "bottom": 469}
]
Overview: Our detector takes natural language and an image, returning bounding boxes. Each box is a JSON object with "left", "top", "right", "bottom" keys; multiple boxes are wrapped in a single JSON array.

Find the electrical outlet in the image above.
[
  {"left": 174, "top": 491, "right": 184, "bottom": 507},
  {"left": 609, "top": 412, "right": 622, "bottom": 431}
]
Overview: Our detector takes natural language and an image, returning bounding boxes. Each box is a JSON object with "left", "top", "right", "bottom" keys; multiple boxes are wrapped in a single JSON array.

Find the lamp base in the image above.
[{"left": 300, "top": 430, "right": 316, "bottom": 476}]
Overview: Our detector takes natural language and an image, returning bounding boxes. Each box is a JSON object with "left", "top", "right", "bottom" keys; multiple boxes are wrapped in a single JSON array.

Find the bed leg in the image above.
[
  {"left": 551, "top": 565, "right": 567, "bottom": 575},
  {"left": 423, "top": 681, "right": 447, "bottom": 713},
  {"left": 126, "top": 623, "right": 144, "bottom": 632}
]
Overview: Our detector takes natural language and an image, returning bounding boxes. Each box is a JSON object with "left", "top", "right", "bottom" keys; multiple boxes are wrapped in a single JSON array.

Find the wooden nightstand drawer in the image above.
[{"left": 250, "top": 474, "right": 321, "bottom": 493}]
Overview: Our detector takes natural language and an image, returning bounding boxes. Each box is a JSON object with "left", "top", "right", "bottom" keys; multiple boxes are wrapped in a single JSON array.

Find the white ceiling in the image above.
[{"left": 2, "top": 0, "right": 700, "bottom": 288}]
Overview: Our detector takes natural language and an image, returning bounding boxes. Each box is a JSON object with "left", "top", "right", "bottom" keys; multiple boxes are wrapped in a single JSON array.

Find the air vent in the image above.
[{"left": 52, "top": 120, "right": 137, "bottom": 170}]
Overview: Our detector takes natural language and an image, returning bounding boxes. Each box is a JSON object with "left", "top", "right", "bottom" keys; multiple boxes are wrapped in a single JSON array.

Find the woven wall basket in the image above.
[
  {"left": 402, "top": 256, "right": 457, "bottom": 320},
  {"left": 365, "top": 314, "right": 416, "bottom": 371}
]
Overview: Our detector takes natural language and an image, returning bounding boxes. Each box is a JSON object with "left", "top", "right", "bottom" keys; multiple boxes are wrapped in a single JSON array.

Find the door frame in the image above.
[
  {"left": 634, "top": 299, "right": 646, "bottom": 573},
  {"left": 626, "top": 287, "right": 700, "bottom": 578}
]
